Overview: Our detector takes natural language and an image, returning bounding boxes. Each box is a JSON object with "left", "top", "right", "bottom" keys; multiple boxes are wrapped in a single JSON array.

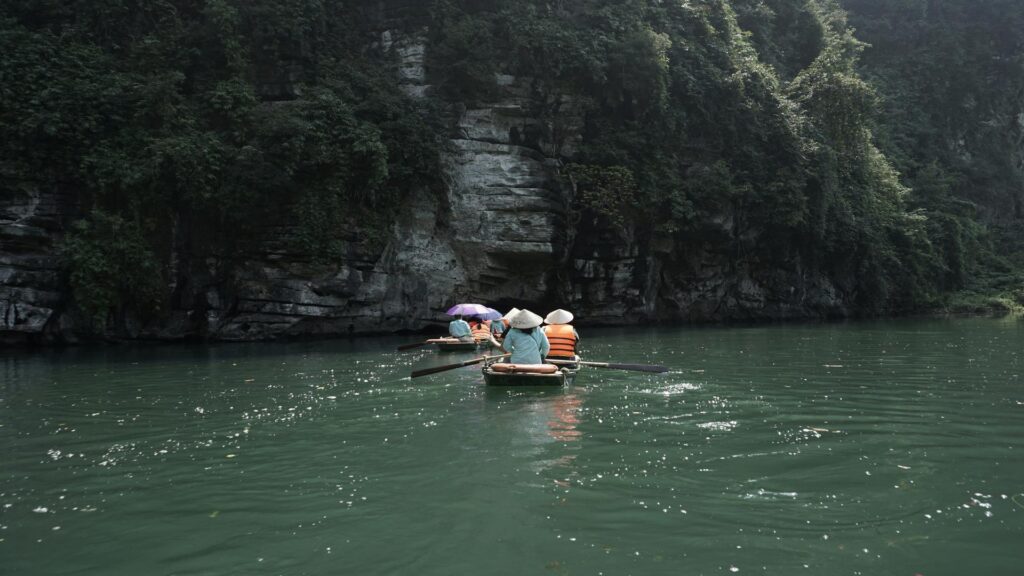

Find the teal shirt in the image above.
[
  {"left": 449, "top": 319, "right": 471, "bottom": 338},
  {"left": 502, "top": 328, "right": 550, "bottom": 364},
  {"left": 490, "top": 320, "right": 506, "bottom": 336}
]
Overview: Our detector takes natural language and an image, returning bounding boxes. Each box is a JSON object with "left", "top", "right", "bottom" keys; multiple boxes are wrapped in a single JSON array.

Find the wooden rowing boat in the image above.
[
  {"left": 482, "top": 357, "right": 580, "bottom": 387},
  {"left": 429, "top": 337, "right": 479, "bottom": 352},
  {"left": 426, "top": 333, "right": 501, "bottom": 353}
]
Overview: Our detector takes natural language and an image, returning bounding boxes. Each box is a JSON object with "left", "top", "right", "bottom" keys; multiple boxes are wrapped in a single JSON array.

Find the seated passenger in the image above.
[
  {"left": 497, "top": 307, "right": 520, "bottom": 338},
  {"left": 448, "top": 315, "right": 473, "bottom": 343},
  {"left": 501, "top": 309, "right": 550, "bottom": 365},
  {"left": 488, "top": 307, "right": 519, "bottom": 348},
  {"left": 469, "top": 317, "right": 491, "bottom": 341},
  {"left": 542, "top": 309, "right": 580, "bottom": 360}
]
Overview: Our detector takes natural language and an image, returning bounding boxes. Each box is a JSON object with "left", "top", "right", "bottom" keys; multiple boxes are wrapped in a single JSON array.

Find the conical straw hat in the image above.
[
  {"left": 510, "top": 309, "right": 543, "bottom": 329},
  {"left": 501, "top": 307, "right": 521, "bottom": 321},
  {"left": 544, "top": 309, "right": 574, "bottom": 325}
]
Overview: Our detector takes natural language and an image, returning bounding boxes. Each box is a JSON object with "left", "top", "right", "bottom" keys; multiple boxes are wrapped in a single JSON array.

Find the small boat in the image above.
[
  {"left": 482, "top": 358, "right": 580, "bottom": 387},
  {"left": 428, "top": 337, "right": 480, "bottom": 352}
]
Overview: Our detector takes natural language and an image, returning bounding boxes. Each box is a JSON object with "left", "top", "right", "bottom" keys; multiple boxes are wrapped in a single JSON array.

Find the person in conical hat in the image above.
[
  {"left": 544, "top": 309, "right": 574, "bottom": 325},
  {"left": 543, "top": 309, "right": 580, "bottom": 360},
  {"left": 500, "top": 309, "right": 550, "bottom": 365}
]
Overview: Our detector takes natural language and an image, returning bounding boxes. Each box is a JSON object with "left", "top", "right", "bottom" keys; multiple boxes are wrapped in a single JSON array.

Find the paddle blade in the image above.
[
  {"left": 411, "top": 364, "right": 463, "bottom": 378},
  {"left": 397, "top": 341, "right": 429, "bottom": 351},
  {"left": 410, "top": 356, "right": 484, "bottom": 379},
  {"left": 608, "top": 363, "right": 669, "bottom": 373},
  {"left": 600, "top": 363, "right": 670, "bottom": 373}
]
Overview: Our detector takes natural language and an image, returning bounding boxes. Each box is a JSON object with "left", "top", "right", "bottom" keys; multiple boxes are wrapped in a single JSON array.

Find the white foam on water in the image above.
[
  {"left": 742, "top": 488, "right": 799, "bottom": 500},
  {"left": 697, "top": 420, "right": 737, "bottom": 431},
  {"left": 637, "top": 382, "right": 701, "bottom": 396}
]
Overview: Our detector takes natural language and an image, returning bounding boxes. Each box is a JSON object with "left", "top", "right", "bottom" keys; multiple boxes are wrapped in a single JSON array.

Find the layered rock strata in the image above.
[
  {"left": 0, "top": 26, "right": 847, "bottom": 343},
  {"left": 1, "top": 186, "right": 70, "bottom": 343}
]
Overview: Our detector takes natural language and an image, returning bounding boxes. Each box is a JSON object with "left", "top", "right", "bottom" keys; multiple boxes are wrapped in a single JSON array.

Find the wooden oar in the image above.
[
  {"left": 411, "top": 354, "right": 511, "bottom": 379},
  {"left": 397, "top": 337, "right": 455, "bottom": 351},
  {"left": 397, "top": 340, "right": 432, "bottom": 351},
  {"left": 549, "top": 359, "right": 669, "bottom": 374}
]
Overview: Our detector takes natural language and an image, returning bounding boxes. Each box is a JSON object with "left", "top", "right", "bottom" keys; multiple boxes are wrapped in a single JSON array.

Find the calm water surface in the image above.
[{"left": 2, "top": 318, "right": 1022, "bottom": 575}]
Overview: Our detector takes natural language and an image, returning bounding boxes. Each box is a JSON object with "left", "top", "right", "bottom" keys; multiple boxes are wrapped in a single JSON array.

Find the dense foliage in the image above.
[
  {"left": 431, "top": 0, "right": 958, "bottom": 311},
  {"left": 840, "top": 0, "right": 1024, "bottom": 310},
  {"left": 1, "top": 0, "right": 441, "bottom": 327},
  {"left": 2, "top": 0, "right": 1021, "bottom": 327},
  {"left": 428, "top": 0, "right": 1023, "bottom": 313}
]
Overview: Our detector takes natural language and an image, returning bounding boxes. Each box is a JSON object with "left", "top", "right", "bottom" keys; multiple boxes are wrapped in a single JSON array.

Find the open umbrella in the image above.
[
  {"left": 479, "top": 307, "right": 503, "bottom": 321},
  {"left": 446, "top": 303, "right": 491, "bottom": 317}
]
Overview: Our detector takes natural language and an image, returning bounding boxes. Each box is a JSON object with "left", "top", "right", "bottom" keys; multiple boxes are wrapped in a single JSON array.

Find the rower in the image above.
[
  {"left": 496, "top": 307, "right": 519, "bottom": 339},
  {"left": 501, "top": 309, "right": 550, "bottom": 364},
  {"left": 448, "top": 315, "right": 473, "bottom": 343},
  {"left": 543, "top": 308, "right": 580, "bottom": 360},
  {"left": 469, "top": 316, "right": 491, "bottom": 342}
]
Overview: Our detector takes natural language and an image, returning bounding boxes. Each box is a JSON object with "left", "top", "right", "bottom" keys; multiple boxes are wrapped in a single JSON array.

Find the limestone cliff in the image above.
[
  {"left": 1, "top": 186, "right": 69, "bottom": 343},
  {"left": 1, "top": 18, "right": 854, "bottom": 344}
]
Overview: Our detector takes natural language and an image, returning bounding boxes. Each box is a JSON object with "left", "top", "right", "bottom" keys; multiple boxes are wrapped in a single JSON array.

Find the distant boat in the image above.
[{"left": 428, "top": 338, "right": 482, "bottom": 352}]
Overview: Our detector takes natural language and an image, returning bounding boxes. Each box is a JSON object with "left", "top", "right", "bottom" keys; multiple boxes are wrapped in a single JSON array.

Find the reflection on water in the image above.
[
  {"left": 484, "top": 388, "right": 584, "bottom": 443},
  {"left": 547, "top": 393, "right": 582, "bottom": 442}
]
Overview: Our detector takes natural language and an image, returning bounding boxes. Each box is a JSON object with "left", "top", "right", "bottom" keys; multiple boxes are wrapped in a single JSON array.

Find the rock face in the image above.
[
  {"left": 200, "top": 29, "right": 579, "bottom": 341},
  {"left": 0, "top": 185, "right": 70, "bottom": 344},
  {"left": 0, "top": 25, "right": 848, "bottom": 344}
]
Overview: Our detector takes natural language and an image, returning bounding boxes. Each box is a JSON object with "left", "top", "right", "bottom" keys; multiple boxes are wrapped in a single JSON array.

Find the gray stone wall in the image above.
[{"left": 0, "top": 25, "right": 850, "bottom": 343}]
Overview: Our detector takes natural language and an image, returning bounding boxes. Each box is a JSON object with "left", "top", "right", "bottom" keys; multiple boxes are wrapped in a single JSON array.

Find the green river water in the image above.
[{"left": 2, "top": 318, "right": 1022, "bottom": 575}]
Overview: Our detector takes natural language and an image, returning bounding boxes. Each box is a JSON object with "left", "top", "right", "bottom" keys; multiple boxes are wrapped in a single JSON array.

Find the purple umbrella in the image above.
[
  {"left": 446, "top": 303, "right": 492, "bottom": 317},
  {"left": 478, "top": 307, "right": 503, "bottom": 321}
]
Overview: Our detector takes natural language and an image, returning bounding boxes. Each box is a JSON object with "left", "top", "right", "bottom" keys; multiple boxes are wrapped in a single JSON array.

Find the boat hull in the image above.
[
  {"left": 435, "top": 341, "right": 479, "bottom": 352},
  {"left": 482, "top": 362, "right": 579, "bottom": 387}
]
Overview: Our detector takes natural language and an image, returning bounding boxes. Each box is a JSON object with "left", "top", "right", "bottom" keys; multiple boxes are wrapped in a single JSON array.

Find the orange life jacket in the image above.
[
  {"left": 471, "top": 321, "right": 491, "bottom": 340},
  {"left": 543, "top": 324, "right": 578, "bottom": 358}
]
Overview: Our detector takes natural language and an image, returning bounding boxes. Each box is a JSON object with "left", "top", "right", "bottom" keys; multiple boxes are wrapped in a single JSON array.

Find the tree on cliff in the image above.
[
  {"left": 1, "top": 0, "right": 442, "bottom": 329},
  {"left": 1, "top": 0, "right": 1021, "bottom": 335}
]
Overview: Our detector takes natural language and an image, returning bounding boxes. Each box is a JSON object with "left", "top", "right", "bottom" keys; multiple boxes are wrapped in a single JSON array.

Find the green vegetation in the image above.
[
  {"left": 2, "top": 0, "right": 1021, "bottom": 327},
  {"left": 565, "top": 164, "right": 639, "bottom": 235},
  {"left": 1, "top": 0, "right": 441, "bottom": 328},
  {"left": 429, "top": 0, "right": 1023, "bottom": 314},
  {"left": 60, "top": 210, "right": 164, "bottom": 328},
  {"left": 840, "top": 0, "right": 1024, "bottom": 311},
  {"left": 431, "top": 0, "right": 999, "bottom": 312}
]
